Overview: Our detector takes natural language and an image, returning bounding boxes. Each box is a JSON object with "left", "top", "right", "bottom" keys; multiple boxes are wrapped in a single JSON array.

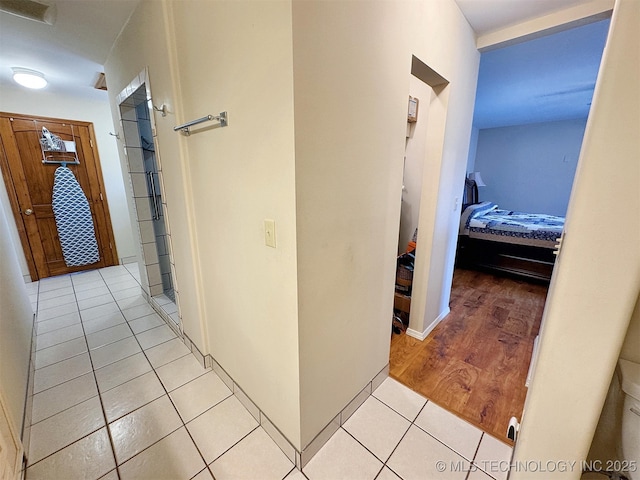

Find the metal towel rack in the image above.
[{"left": 174, "top": 112, "right": 228, "bottom": 136}]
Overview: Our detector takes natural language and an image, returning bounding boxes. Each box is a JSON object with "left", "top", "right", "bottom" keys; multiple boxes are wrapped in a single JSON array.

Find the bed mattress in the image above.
[{"left": 460, "top": 202, "right": 564, "bottom": 248}]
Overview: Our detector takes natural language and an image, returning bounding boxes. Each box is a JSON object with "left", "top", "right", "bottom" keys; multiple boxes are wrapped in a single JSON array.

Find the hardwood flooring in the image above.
[{"left": 389, "top": 268, "right": 548, "bottom": 443}]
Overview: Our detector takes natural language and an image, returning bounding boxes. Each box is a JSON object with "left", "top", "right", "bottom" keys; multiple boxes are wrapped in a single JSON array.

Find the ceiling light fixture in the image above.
[{"left": 12, "top": 68, "right": 47, "bottom": 89}]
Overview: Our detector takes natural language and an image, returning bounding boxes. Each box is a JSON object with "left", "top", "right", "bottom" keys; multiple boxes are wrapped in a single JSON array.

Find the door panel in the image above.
[
  {"left": 0, "top": 390, "right": 23, "bottom": 480},
  {"left": 0, "top": 113, "right": 118, "bottom": 280}
]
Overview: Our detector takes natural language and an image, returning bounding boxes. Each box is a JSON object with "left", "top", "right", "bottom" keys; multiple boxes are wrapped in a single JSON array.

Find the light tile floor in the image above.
[{"left": 24, "top": 264, "right": 513, "bottom": 480}]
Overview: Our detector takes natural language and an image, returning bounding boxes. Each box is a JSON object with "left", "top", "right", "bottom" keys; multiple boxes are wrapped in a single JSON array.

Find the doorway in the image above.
[
  {"left": 391, "top": 19, "right": 610, "bottom": 444},
  {"left": 0, "top": 113, "right": 119, "bottom": 280},
  {"left": 116, "top": 72, "right": 181, "bottom": 330}
]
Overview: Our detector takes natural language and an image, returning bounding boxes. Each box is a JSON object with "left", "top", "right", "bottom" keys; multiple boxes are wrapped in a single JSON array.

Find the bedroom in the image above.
[{"left": 391, "top": 16, "right": 610, "bottom": 443}]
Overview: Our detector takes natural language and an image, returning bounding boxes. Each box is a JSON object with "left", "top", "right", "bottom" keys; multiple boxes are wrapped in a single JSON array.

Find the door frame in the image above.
[{"left": 0, "top": 112, "right": 119, "bottom": 281}]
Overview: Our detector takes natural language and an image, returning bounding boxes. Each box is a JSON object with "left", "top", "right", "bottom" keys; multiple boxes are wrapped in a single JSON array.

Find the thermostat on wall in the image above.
[{"left": 408, "top": 96, "right": 419, "bottom": 123}]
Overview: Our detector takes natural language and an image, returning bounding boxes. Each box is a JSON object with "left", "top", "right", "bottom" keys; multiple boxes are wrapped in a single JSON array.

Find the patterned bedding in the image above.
[{"left": 460, "top": 202, "right": 564, "bottom": 248}]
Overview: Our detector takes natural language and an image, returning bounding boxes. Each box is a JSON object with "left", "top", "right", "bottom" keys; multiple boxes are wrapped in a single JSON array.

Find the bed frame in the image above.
[{"left": 456, "top": 178, "right": 557, "bottom": 283}]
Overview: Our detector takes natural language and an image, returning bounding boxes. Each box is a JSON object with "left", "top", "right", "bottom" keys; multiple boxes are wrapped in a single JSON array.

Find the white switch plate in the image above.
[{"left": 264, "top": 219, "right": 276, "bottom": 248}]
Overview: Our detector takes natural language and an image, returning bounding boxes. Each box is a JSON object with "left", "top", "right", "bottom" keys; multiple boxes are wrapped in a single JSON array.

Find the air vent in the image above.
[
  {"left": 94, "top": 73, "right": 107, "bottom": 91},
  {"left": 0, "top": 0, "right": 56, "bottom": 25}
]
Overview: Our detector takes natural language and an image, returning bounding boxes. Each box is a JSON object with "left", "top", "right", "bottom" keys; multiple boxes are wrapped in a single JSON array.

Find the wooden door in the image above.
[
  {"left": 0, "top": 113, "right": 118, "bottom": 280},
  {"left": 0, "top": 390, "right": 23, "bottom": 480}
]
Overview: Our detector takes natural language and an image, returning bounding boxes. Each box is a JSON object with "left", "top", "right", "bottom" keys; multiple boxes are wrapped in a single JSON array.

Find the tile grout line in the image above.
[
  {"left": 380, "top": 397, "right": 430, "bottom": 478},
  {"left": 207, "top": 424, "right": 262, "bottom": 470},
  {"left": 25, "top": 276, "right": 105, "bottom": 473},
  {"left": 20, "top": 278, "right": 40, "bottom": 475},
  {"left": 103, "top": 286, "right": 289, "bottom": 479},
  {"left": 368, "top": 392, "right": 422, "bottom": 425},
  {"left": 26, "top": 269, "right": 142, "bottom": 475},
  {"left": 335, "top": 392, "right": 485, "bottom": 480},
  {"left": 99, "top": 267, "right": 216, "bottom": 477},
  {"left": 103, "top": 266, "right": 229, "bottom": 478},
  {"left": 77, "top": 271, "right": 123, "bottom": 480},
  {"left": 30, "top": 267, "right": 496, "bottom": 480},
  {"left": 25, "top": 426, "right": 105, "bottom": 471},
  {"left": 465, "top": 432, "right": 485, "bottom": 480},
  {"left": 340, "top": 427, "right": 387, "bottom": 478},
  {"left": 319, "top": 391, "right": 429, "bottom": 478},
  {"left": 28, "top": 372, "right": 96, "bottom": 426}
]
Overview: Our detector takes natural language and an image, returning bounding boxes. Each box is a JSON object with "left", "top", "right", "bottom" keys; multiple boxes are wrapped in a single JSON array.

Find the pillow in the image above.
[{"left": 460, "top": 202, "right": 497, "bottom": 234}]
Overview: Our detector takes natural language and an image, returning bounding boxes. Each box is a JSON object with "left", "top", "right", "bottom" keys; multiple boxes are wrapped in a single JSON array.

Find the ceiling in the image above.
[
  {"left": 0, "top": 0, "right": 609, "bottom": 127},
  {"left": 472, "top": 18, "right": 610, "bottom": 129},
  {"left": 454, "top": 0, "right": 611, "bottom": 129},
  {"left": 455, "top": 0, "right": 588, "bottom": 36},
  {"left": 0, "top": 0, "right": 138, "bottom": 101}
]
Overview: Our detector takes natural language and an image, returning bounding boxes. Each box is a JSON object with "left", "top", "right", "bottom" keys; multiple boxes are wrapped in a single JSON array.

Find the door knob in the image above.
[{"left": 24, "top": 208, "right": 33, "bottom": 216}]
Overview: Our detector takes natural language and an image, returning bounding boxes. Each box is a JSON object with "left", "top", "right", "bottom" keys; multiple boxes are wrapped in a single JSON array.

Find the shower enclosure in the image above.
[{"left": 117, "top": 72, "right": 180, "bottom": 328}]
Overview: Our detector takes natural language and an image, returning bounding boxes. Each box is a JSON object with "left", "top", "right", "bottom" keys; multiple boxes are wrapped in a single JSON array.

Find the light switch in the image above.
[{"left": 264, "top": 219, "right": 276, "bottom": 248}]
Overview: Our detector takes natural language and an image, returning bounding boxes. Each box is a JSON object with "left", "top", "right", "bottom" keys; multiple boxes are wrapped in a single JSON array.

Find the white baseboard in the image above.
[
  {"left": 526, "top": 335, "right": 540, "bottom": 387},
  {"left": 406, "top": 307, "right": 450, "bottom": 341}
]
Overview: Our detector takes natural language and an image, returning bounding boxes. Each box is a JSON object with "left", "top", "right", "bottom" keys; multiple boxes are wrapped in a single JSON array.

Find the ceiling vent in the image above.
[{"left": 0, "top": 0, "right": 56, "bottom": 25}]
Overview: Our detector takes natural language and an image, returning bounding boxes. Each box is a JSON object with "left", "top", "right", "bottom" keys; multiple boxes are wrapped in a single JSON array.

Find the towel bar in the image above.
[{"left": 174, "top": 112, "right": 228, "bottom": 135}]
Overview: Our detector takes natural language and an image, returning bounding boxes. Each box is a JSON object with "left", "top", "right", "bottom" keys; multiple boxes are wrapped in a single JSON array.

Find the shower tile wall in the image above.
[
  {"left": 136, "top": 103, "right": 175, "bottom": 302},
  {"left": 118, "top": 82, "right": 178, "bottom": 315}
]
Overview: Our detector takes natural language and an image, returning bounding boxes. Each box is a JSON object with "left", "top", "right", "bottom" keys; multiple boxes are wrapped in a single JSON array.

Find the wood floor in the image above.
[{"left": 390, "top": 268, "right": 548, "bottom": 443}]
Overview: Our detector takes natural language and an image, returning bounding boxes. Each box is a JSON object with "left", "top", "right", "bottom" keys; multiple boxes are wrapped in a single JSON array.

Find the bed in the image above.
[{"left": 456, "top": 181, "right": 564, "bottom": 282}]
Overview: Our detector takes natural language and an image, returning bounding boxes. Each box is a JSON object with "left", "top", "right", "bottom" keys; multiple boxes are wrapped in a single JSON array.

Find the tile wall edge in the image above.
[
  {"left": 200, "top": 353, "right": 390, "bottom": 471},
  {"left": 147, "top": 298, "right": 392, "bottom": 471}
]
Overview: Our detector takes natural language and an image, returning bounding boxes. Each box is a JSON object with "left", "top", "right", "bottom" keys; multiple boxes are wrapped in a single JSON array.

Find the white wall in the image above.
[
  {"left": 406, "top": 1, "right": 480, "bottom": 339},
  {"left": 169, "top": 0, "right": 301, "bottom": 447},
  {"left": 107, "top": 0, "right": 302, "bottom": 447},
  {"left": 0, "top": 85, "right": 136, "bottom": 273},
  {"left": 293, "top": 0, "right": 479, "bottom": 445},
  {"left": 105, "top": 0, "right": 207, "bottom": 358},
  {"left": 399, "top": 76, "right": 432, "bottom": 253},
  {"left": 292, "top": 0, "right": 409, "bottom": 447},
  {"left": 0, "top": 194, "right": 34, "bottom": 441},
  {"left": 466, "top": 126, "right": 479, "bottom": 173},
  {"left": 512, "top": 0, "right": 640, "bottom": 476},
  {"left": 106, "top": 0, "right": 480, "bottom": 451},
  {"left": 474, "top": 118, "right": 586, "bottom": 216}
]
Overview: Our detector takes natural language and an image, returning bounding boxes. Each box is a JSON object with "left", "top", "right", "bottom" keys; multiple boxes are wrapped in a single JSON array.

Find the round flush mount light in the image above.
[{"left": 12, "top": 68, "right": 47, "bottom": 89}]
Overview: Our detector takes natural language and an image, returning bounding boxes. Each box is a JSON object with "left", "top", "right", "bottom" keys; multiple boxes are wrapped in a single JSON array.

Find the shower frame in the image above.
[{"left": 115, "top": 68, "right": 182, "bottom": 332}]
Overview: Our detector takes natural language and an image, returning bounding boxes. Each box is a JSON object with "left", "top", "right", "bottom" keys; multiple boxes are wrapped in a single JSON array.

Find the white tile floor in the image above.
[{"left": 24, "top": 264, "right": 513, "bottom": 480}]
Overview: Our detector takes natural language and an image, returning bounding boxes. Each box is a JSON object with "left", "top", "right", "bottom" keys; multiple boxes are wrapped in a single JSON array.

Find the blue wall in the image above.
[{"left": 473, "top": 118, "right": 586, "bottom": 216}]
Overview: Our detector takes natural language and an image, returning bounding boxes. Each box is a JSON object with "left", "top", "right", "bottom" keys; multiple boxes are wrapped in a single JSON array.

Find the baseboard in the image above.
[
  {"left": 526, "top": 335, "right": 540, "bottom": 387},
  {"left": 120, "top": 255, "right": 137, "bottom": 265},
  {"left": 406, "top": 307, "right": 450, "bottom": 341},
  {"left": 203, "top": 354, "right": 390, "bottom": 471},
  {"left": 164, "top": 305, "right": 390, "bottom": 471},
  {"left": 298, "top": 364, "right": 389, "bottom": 468}
]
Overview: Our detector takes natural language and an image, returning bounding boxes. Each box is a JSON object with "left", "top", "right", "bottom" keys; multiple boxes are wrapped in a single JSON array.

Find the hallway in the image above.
[{"left": 24, "top": 264, "right": 512, "bottom": 480}]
